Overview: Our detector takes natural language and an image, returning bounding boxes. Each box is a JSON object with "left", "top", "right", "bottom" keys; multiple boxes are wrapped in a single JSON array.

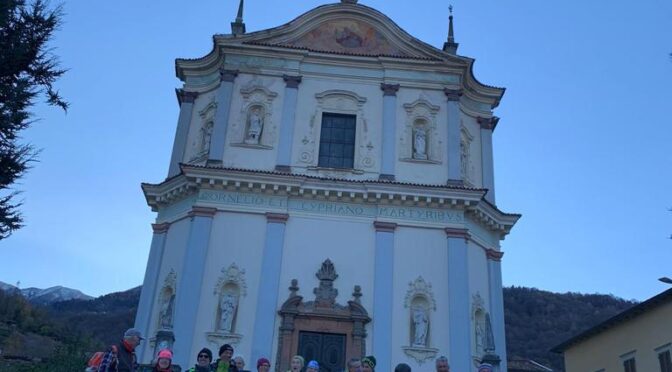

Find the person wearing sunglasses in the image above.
[{"left": 188, "top": 348, "right": 214, "bottom": 372}]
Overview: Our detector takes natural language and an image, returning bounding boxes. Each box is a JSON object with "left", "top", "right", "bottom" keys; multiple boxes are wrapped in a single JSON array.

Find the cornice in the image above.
[
  {"left": 152, "top": 223, "right": 170, "bottom": 234},
  {"left": 189, "top": 206, "right": 217, "bottom": 217},
  {"left": 141, "top": 164, "right": 519, "bottom": 236},
  {"left": 445, "top": 227, "right": 470, "bottom": 239},
  {"left": 485, "top": 249, "right": 504, "bottom": 262},
  {"left": 478, "top": 116, "right": 500, "bottom": 131},
  {"left": 175, "top": 89, "right": 198, "bottom": 105}
]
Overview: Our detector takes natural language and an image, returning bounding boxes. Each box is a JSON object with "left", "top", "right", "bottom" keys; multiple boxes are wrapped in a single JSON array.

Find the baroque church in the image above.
[{"left": 134, "top": 1, "right": 520, "bottom": 371}]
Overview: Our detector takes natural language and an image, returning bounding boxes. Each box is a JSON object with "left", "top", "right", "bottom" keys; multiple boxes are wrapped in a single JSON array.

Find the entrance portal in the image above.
[{"left": 298, "top": 331, "right": 346, "bottom": 372}]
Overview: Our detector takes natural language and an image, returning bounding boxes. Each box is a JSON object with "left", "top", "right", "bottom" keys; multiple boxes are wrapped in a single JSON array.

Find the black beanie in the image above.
[
  {"left": 198, "top": 347, "right": 213, "bottom": 360},
  {"left": 219, "top": 344, "right": 234, "bottom": 356}
]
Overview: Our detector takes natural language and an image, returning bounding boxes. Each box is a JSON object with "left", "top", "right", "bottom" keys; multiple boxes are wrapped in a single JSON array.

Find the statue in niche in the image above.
[
  {"left": 245, "top": 107, "right": 263, "bottom": 144},
  {"left": 158, "top": 293, "right": 175, "bottom": 329},
  {"left": 218, "top": 293, "right": 238, "bottom": 332},
  {"left": 475, "top": 320, "right": 484, "bottom": 353},
  {"left": 412, "top": 127, "right": 428, "bottom": 160},
  {"left": 200, "top": 121, "right": 213, "bottom": 153},
  {"left": 412, "top": 306, "right": 429, "bottom": 347},
  {"left": 460, "top": 138, "right": 469, "bottom": 179}
]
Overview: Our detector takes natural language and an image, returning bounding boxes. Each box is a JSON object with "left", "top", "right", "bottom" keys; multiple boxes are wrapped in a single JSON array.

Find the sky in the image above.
[{"left": 0, "top": 0, "right": 671, "bottom": 301}]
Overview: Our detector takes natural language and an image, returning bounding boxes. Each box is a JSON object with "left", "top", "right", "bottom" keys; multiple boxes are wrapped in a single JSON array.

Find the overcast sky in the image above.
[{"left": 1, "top": 0, "right": 671, "bottom": 301}]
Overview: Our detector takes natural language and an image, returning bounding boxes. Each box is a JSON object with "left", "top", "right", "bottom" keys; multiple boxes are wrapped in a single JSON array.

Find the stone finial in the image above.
[
  {"left": 352, "top": 285, "right": 362, "bottom": 304},
  {"left": 443, "top": 5, "right": 459, "bottom": 54},
  {"left": 341, "top": 0, "right": 359, "bottom": 4},
  {"left": 380, "top": 83, "right": 400, "bottom": 96},
  {"left": 314, "top": 259, "right": 339, "bottom": 308},
  {"left": 289, "top": 279, "right": 299, "bottom": 297},
  {"left": 316, "top": 259, "right": 338, "bottom": 281}
]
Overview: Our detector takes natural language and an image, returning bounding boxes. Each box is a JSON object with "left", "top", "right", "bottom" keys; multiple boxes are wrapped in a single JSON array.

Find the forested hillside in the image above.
[{"left": 0, "top": 285, "right": 637, "bottom": 371}]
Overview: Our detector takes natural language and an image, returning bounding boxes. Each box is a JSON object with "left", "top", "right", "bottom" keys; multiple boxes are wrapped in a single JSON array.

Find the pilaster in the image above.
[
  {"left": 168, "top": 90, "right": 198, "bottom": 177},
  {"left": 134, "top": 223, "right": 170, "bottom": 363},
  {"left": 445, "top": 227, "right": 471, "bottom": 371},
  {"left": 380, "top": 84, "right": 400, "bottom": 181},
  {"left": 444, "top": 88, "right": 463, "bottom": 185},
  {"left": 372, "top": 221, "right": 396, "bottom": 372},
  {"left": 208, "top": 69, "right": 239, "bottom": 165},
  {"left": 486, "top": 249, "right": 506, "bottom": 371},
  {"left": 478, "top": 117, "right": 499, "bottom": 204},
  {"left": 172, "top": 207, "right": 216, "bottom": 367},
  {"left": 251, "top": 213, "right": 289, "bottom": 365},
  {"left": 275, "top": 75, "right": 303, "bottom": 172}
]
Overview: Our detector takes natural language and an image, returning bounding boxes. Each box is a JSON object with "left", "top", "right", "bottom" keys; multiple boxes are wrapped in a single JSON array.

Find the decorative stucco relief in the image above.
[
  {"left": 401, "top": 97, "right": 441, "bottom": 164},
  {"left": 231, "top": 79, "right": 278, "bottom": 149},
  {"left": 461, "top": 123, "right": 475, "bottom": 185},
  {"left": 299, "top": 90, "right": 374, "bottom": 170}
]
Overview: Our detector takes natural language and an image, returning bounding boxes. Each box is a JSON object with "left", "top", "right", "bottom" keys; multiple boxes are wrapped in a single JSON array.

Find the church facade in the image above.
[{"left": 134, "top": 2, "right": 520, "bottom": 372}]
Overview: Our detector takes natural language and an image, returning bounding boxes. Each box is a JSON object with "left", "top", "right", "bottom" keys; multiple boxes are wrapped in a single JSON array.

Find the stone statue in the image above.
[
  {"left": 475, "top": 321, "right": 484, "bottom": 353},
  {"left": 413, "top": 127, "right": 427, "bottom": 160},
  {"left": 245, "top": 108, "right": 263, "bottom": 144},
  {"left": 159, "top": 293, "right": 175, "bottom": 329},
  {"left": 412, "top": 306, "right": 428, "bottom": 347},
  {"left": 219, "top": 293, "right": 238, "bottom": 332},
  {"left": 201, "top": 122, "right": 213, "bottom": 153}
]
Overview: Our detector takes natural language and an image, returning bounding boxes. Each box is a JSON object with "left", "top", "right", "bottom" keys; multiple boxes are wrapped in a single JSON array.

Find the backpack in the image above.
[{"left": 86, "top": 345, "right": 118, "bottom": 372}]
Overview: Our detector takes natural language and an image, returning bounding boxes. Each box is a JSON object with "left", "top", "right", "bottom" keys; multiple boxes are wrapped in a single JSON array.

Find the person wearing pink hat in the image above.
[
  {"left": 153, "top": 349, "right": 173, "bottom": 372},
  {"left": 256, "top": 357, "right": 271, "bottom": 372},
  {"left": 477, "top": 363, "right": 493, "bottom": 372}
]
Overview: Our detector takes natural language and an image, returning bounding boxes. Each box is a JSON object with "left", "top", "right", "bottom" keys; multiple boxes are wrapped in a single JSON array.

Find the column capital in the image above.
[
  {"left": 219, "top": 68, "right": 239, "bottom": 82},
  {"left": 445, "top": 227, "right": 470, "bottom": 239},
  {"left": 478, "top": 116, "right": 499, "bottom": 131},
  {"left": 175, "top": 89, "right": 198, "bottom": 105},
  {"left": 374, "top": 221, "right": 397, "bottom": 232},
  {"left": 189, "top": 206, "right": 217, "bottom": 218},
  {"left": 266, "top": 212, "right": 289, "bottom": 224},
  {"left": 444, "top": 88, "right": 463, "bottom": 101},
  {"left": 283, "top": 75, "right": 303, "bottom": 88},
  {"left": 486, "top": 248, "right": 504, "bottom": 261},
  {"left": 380, "top": 83, "right": 400, "bottom": 96},
  {"left": 152, "top": 222, "right": 170, "bottom": 234}
]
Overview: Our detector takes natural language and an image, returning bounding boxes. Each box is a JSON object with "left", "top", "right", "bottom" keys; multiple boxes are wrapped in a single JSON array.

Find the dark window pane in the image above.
[
  {"left": 332, "top": 128, "right": 345, "bottom": 142},
  {"left": 330, "top": 144, "right": 343, "bottom": 157},
  {"left": 319, "top": 143, "right": 330, "bottom": 156},
  {"left": 344, "top": 145, "right": 354, "bottom": 158},
  {"left": 319, "top": 113, "right": 357, "bottom": 169}
]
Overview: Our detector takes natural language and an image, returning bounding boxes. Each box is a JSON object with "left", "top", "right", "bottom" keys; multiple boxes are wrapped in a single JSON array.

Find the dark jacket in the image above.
[
  {"left": 99, "top": 340, "right": 137, "bottom": 372},
  {"left": 188, "top": 365, "right": 214, "bottom": 372},
  {"left": 211, "top": 360, "right": 239, "bottom": 372}
]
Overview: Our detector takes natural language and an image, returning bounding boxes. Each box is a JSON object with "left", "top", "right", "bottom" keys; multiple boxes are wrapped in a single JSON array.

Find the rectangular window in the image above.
[
  {"left": 660, "top": 350, "right": 672, "bottom": 372},
  {"left": 318, "top": 113, "right": 356, "bottom": 169},
  {"left": 623, "top": 357, "right": 637, "bottom": 372}
]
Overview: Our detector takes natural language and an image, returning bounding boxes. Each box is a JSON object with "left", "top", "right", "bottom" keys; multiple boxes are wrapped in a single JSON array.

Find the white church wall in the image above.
[
  {"left": 222, "top": 73, "right": 285, "bottom": 171},
  {"left": 392, "top": 227, "right": 450, "bottom": 369},
  {"left": 290, "top": 76, "right": 383, "bottom": 179},
  {"left": 190, "top": 211, "right": 268, "bottom": 365},
  {"left": 394, "top": 87, "right": 448, "bottom": 185}
]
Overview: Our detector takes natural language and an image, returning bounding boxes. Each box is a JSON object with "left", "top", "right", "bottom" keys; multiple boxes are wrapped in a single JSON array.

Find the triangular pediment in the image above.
[{"left": 228, "top": 4, "right": 453, "bottom": 61}]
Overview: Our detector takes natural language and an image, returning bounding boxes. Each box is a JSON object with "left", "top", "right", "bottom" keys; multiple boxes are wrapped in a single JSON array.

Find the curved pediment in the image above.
[{"left": 226, "top": 3, "right": 453, "bottom": 61}]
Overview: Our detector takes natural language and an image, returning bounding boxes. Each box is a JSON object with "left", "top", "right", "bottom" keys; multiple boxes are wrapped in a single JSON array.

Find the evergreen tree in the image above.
[{"left": 0, "top": 0, "right": 68, "bottom": 239}]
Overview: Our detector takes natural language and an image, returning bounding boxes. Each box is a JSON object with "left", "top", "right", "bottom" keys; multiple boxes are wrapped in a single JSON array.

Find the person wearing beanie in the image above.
[
  {"left": 287, "top": 355, "right": 304, "bottom": 372},
  {"left": 394, "top": 363, "right": 411, "bottom": 372},
  {"left": 477, "top": 363, "right": 493, "bottom": 372},
  {"left": 256, "top": 357, "right": 271, "bottom": 372},
  {"left": 361, "top": 356, "right": 376, "bottom": 372},
  {"left": 153, "top": 349, "right": 173, "bottom": 372},
  {"left": 98, "top": 327, "right": 144, "bottom": 372},
  {"left": 212, "top": 344, "right": 239, "bottom": 372},
  {"left": 306, "top": 360, "right": 319, "bottom": 372},
  {"left": 188, "top": 348, "right": 214, "bottom": 372}
]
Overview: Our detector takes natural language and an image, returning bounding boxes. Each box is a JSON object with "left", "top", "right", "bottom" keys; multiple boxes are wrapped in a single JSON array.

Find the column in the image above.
[
  {"left": 444, "top": 89, "right": 463, "bottom": 185},
  {"left": 250, "top": 213, "right": 289, "bottom": 364},
  {"left": 172, "top": 207, "right": 216, "bottom": 368},
  {"left": 134, "top": 223, "right": 170, "bottom": 362},
  {"left": 275, "top": 75, "right": 302, "bottom": 172},
  {"left": 379, "top": 83, "right": 400, "bottom": 180},
  {"left": 372, "top": 221, "right": 396, "bottom": 372},
  {"left": 445, "top": 228, "right": 471, "bottom": 372},
  {"left": 478, "top": 117, "right": 498, "bottom": 204},
  {"left": 168, "top": 90, "right": 199, "bottom": 177},
  {"left": 486, "top": 249, "right": 506, "bottom": 372},
  {"left": 208, "top": 69, "right": 239, "bottom": 165}
]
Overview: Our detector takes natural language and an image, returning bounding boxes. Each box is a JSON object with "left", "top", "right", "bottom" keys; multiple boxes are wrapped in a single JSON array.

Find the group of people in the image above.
[{"left": 91, "top": 328, "right": 495, "bottom": 372}]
